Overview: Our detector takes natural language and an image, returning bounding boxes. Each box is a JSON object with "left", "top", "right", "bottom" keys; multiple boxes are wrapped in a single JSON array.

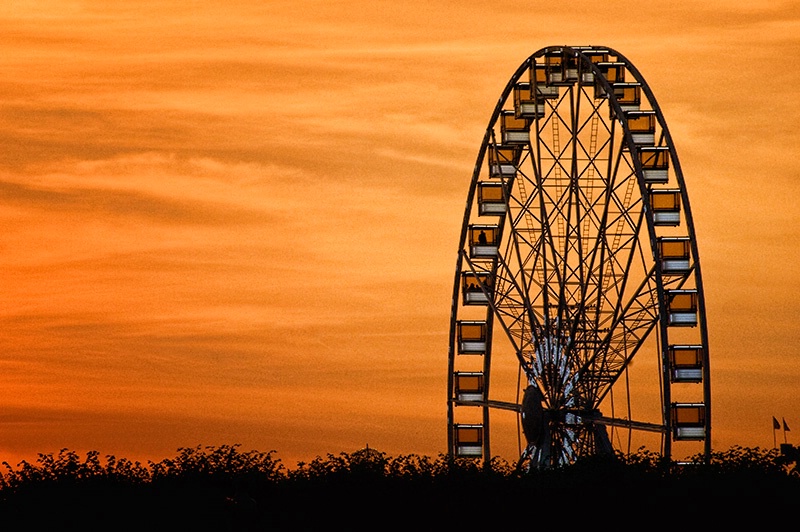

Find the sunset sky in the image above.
[{"left": 1, "top": 1, "right": 799, "bottom": 467}]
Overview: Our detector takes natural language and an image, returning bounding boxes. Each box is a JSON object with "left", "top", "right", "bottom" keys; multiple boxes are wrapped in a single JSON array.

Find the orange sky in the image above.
[{"left": 0, "top": 1, "right": 799, "bottom": 467}]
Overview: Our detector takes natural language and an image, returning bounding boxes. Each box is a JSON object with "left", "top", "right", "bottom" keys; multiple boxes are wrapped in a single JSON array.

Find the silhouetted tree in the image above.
[{"left": 1, "top": 444, "right": 800, "bottom": 529}]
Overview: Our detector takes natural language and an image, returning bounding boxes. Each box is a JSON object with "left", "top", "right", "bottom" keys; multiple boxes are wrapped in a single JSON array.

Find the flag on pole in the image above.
[
  {"left": 774, "top": 417, "right": 781, "bottom": 430},
  {"left": 784, "top": 418, "right": 791, "bottom": 432}
]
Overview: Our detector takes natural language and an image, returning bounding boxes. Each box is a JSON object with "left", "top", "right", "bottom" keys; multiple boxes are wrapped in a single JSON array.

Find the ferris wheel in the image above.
[{"left": 447, "top": 46, "right": 711, "bottom": 468}]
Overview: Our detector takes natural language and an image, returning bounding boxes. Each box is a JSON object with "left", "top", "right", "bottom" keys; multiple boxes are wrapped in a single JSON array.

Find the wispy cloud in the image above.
[{"left": 0, "top": 0, "right": 798, "bottom": 465}]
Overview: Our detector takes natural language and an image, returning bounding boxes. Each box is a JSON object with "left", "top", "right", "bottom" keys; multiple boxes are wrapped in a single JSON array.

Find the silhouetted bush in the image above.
[{"left": 1, "top": 444, "right": 798, "bottom": 530}]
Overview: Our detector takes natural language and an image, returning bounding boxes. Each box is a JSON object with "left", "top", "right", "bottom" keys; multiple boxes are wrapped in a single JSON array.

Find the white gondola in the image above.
[
  {"left": 671, "top": 403, "right": 706, "bottom": 440},
  {"left": 454, "top": 372, "right": 485, "bottom": 401},
  {"left": 469, "top": 224, "right": 499, "bottom": 258},
  {"left": 575, "top": 48, "right": 610, "bottom": 84},
  {"left": 457, "top": 321, "right": 487, "bottom": 354},
  {"left": 613, "top": 82, "right": 641, "bottom": 113},
  {"left": 501, "top": 110, "right": 530, "bottom": 144},
  {"left": 477, "top": 181, "right": 506, "bottom": 216},
  {"left": 594, "top": 61, "right": 626, "bottom": 98},
  {"left": 597, "top": 61, "right": 626, "bottom": 82},
  {"left": 461, "top": 272, "right": 492, "bottom": 305},
  {"left": 544, "top": 52, "right": 564, "bottom": 84},
  {"left": 581, "top": 49, "right": 609, "bottom": 63},
  {"left": 650, "top": 189, "right": 681, "bottom": 226},
  {"left": 454, "top": 424, "right": 483, "bottom": 457},
  {"left": 564, "top": 61, "right": 579, "bottom": 83},
  {"left": 513, "top": 84, "right": 545, "bottom": 119},
  {"left": 669, "top": 345, "right": 704, "bottom": 382},
  {"left": 543, "top": 51, "right": 578, "bottom": 86},
  {"left": 626, "top": 111, "right": 656, "bottom": 145},
  {"left": 658, "top": 237, "right": 691, "bottom": 274},
  {"left": 488, "top": 145, "right": 519, "bottom": 177},
  {"left": 532, "top": 64, "right": 560, "bottom": 98},
  {"left": 666, "top": 289, "right": 698, "bottom": 326},
  {"left": 639, "top": 146, "right": 670, "bottom": 183}
]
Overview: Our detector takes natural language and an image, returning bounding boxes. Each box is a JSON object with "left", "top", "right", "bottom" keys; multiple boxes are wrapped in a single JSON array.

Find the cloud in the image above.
[
  {"left": 0, "top": 177, "right": 273, "bottom": 225},
  {"left": 1, "top": 0, "right": 799, "bottom": 466}
]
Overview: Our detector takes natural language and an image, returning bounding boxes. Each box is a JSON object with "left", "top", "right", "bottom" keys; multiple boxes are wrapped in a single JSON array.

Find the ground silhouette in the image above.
[{"left": 1, "top": 444, "right": 798, "bottom": 530}]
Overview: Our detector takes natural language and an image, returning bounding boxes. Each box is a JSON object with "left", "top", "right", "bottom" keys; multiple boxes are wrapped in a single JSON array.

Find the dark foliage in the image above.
[{"left": 0, "top": 444, "right": 798, "bottom": 530}]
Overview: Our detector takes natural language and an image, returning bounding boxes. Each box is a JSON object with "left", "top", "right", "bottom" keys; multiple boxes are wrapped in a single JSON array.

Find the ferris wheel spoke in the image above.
[{"left": 582, "top": 265, "right": 661, "bottom": 394}]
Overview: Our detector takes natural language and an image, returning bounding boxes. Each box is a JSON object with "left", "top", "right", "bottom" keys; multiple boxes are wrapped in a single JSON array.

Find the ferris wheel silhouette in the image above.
[{"left": 447, "top": 46, "right": 711, "bottom": 469}]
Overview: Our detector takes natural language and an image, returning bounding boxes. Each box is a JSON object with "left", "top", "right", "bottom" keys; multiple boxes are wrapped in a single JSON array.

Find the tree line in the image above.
[{"left": 1, "top": 444, "right": 798, "bottom": 530}]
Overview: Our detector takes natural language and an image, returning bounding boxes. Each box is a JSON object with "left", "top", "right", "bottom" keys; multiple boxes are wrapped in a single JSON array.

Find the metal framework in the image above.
[{"left": 447, "top": 46, "right": 711, "bottom": 468}]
